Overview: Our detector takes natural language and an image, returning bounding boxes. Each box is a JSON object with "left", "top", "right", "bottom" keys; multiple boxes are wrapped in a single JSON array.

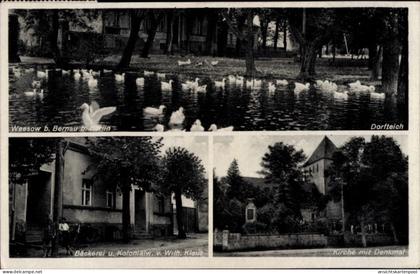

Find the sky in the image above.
[{"left": 214, "top": 134, "right": 408, "bottom": 178}]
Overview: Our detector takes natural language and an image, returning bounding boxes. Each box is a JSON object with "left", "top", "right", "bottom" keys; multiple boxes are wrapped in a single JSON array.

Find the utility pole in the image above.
[{"left": 52, "top": 140, "right": 65, "bottom": 257}]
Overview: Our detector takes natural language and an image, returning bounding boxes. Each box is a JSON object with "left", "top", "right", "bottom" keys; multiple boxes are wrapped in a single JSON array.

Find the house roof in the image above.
[{"left": 304, "top": 136, "right": 337, "bottom": 167}]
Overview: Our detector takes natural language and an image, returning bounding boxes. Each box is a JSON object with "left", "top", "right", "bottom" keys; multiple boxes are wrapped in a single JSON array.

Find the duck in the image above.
[
  {"left": 80, "top": 101, "right": 116, "bottom": 131},
  {"left": 294, "top": 82, "right": 310, "bottom": 93},
  {"left": 157, "top": 72, "right": 166, "bottom": 80},
  {"left": 161, "top": 80, "right": 174, "bottom": 92},
  {"left": 136, "top": 77, "right": 145, "bottom": 87},
  {"left": 190, "top": 119, "right": 204, "bottom": 132},
  {"left": 268, "top": 82, "right": 276, "bottom": 93},
  {"left": 31, "top": 80, "right": 41, "bottom": 89},
  {"left": 37, "top": 70, "right": 47, "bottom": 79},
  {"left": 208, "top": 124, "right": 234, "bottom": 131},
  {"left": 144, "top": 70, "right": 155, "bottom": 77},
  {"left": 276, "top": 79, "right": 288, "bottom": 86},
  {"left": 211, "top": 61, "right": 219, "bottom": 66},
  {"left": 115, "top": 73, "right": 125, "bottom": 82},
  {"left": 348, "top": 80, "right": 375, "bottom": 93},
  {"left": 178, "top": 59, "right": 191, "bottom": 66},
  {"left": 214, "top": 78, "right": 226, "bottom": 89},
  {"left": 88, "top": 77, "right": 98, "bottom": 88},
  {"left": 194, "top": 84, "right": 207, "bottom": 93},
  {"left": 153, "top": 124, "right": 165, "bottom": 132},
  {"left": 333, "top": 90, "right": 349, "bottom": 100},
  {"left": 370, "top": 91, "right": 386, "bottom": 100},
  {"left": 73, "top": 71, "right": 81, "bottom": 80},
  {"left": 169, "top": 107, "right": 185, "bottom": 126},
  {"left": 143, "top": 105, "right": 166, "bottom": 116}
]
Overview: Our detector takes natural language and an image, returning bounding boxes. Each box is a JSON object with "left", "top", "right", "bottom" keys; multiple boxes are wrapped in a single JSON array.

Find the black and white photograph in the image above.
[
  {"left": 8, "top": 8, "right": 408, "bottom": 132},
  {"left": 213, "top": 134, "right": 408, "bottom": 256},
  {"left": 9, "top": 136, "right": 208, "bottom": 257}
]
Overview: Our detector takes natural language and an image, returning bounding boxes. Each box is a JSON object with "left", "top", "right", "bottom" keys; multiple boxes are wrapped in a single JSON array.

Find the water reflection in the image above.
[{"left": 9, "top": 66, "right": 407, "bottom": 131}]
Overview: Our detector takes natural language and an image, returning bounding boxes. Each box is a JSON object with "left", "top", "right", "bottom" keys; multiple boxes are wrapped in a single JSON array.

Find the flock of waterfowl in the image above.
[{"left": 10, "top": 63, "right": 386, "bottom": 131}]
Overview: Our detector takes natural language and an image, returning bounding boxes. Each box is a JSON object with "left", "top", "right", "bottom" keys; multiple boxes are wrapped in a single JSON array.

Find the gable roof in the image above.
[{"left": 304, "top": 136, "right": 337, "bottom": 167}]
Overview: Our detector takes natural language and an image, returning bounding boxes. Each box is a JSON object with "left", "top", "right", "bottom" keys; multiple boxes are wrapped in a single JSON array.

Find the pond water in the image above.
[{"left": 9, "top": 66, "right": 407, "bottom": 131}]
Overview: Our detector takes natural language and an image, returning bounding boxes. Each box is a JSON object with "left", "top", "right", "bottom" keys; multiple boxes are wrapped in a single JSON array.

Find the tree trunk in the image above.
[
  {"left": 261, "top": 19, "right": 268, "bottom": 52},
  {"left": 283, "top": 24, "right": 288, "bottom": 51},
  {"left": 9, "top": 13, "right": 21, "bottom": 63},
  {"left": 368, "top": 43, "right": 377, "bottom": 69},
  {"left": 371, "top": 46, "right": 382, "bottom": 80},
  {"left": 397, "top": 24, "right": 408, "bottom": 105},
  {"left": 50, "top": 11, "right": 62, "bottom": 66},
  {"left": 235, "top": 16, "right": 246, "bottom": 57},
  {"left": 175, "top": 191, "right": 186, "bottom": 239},
  {"left": 165, "top": 12, "right": 175, "bottom": 55},
  {"left": 390, "top": 223, "right": 399, "bottom": 245},
  {"left": 141, "top": 14, "right": 162, "bottom": 58},
  {"left": 360, "top": 220, "right": 367, "bottom": 248},
  {"left": 299, "top": 42, "right": 318, "bottom": 80},
  {"left": 217, "top": 21, "right": 228, "bottom": 56},
  {"left": 382, "top": 15, "right": 401, "bottom": 96},
  {"left": 118, "top": 12, "right": 143, "bottom": 69},
  {"left": 205, "top": 13, "right": 217, "bottom": 56},
  {"left": 245, "top": 14, "right": 256, "bottom": 77},
  {"left": 121, "top": 184, "right": 131, "bottom": 242},
  {"left": 273, "top": 18, "right": 280, "bottom": 50},
  {"left": 52, "top": 141, "right": 65, "bottom": 257}
]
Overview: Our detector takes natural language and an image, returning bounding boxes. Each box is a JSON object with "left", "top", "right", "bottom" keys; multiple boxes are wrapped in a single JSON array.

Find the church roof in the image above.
[{"left": 304, "top": 136, "right": 337, "bottom": 166}]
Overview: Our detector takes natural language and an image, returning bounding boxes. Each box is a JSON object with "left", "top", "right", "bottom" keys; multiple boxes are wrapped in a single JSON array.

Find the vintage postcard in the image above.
[{"left": 1, "top": 0, "right": 419, "bottom": 269}]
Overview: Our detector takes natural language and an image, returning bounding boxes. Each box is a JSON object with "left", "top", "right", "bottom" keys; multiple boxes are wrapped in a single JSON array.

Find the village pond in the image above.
[{"left": 9, "top": 66, "right": 407, "bottom": 131}]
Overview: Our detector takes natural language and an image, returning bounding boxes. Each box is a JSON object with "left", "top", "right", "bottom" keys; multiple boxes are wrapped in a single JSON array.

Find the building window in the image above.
[
  {"left": 316, "top": 164, "right": 319, "bottom": 173},
  {"left": 82, "top": 179, "right": 92, "bottom": 206},
  {"left": 106, "top": 190, "right": 114, "bottom": 208},
  {"left": 154, "top": 195, "right": 165, "bottom": 214}
]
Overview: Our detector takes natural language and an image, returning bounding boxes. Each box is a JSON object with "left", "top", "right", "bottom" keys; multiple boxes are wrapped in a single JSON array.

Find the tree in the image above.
[
  {"left": 329, "top": 136, "right": 408, "bottom": 247},
  {"left": 225, "top": 159, "right": 244, "bottom": 200},
  {"left": 141, "top": 11, "right": 165, "bottom": 58},
  {"left": 160, "top": 147, "right": 206, "bottom": 239},
  {"left": 259, "top": 142, "right": 307, "bottom": 231},
  {"left": 118, "top": 10, "right": 146, "bottom": 68},
  {"left": 86, "top": 137, "right": 162, "bottom": 242},
  {"left": 221, "top": 9, "right": 260, "bottom": 77}
]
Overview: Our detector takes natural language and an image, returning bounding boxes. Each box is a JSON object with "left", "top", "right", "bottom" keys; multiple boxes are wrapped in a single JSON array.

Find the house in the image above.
[{"left": 9, "top": 139, "right": 204, "bottom": 244}]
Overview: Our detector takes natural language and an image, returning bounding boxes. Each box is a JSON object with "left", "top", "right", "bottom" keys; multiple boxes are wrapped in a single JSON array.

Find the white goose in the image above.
[
  {"left": 208, "top": 124, "right": 234, "bottom": 131},
  {"left": 178, "top": 59, "right": 191, "bottom": 66},
  {"left": 24, "top": 89, "right": 44, "bottom": 98},
  {"left": 333, "top": 90, "right": 349, "bottom": 100},
  {"left": 214, "top": 78, "right": 226, "bottom": 89},
  {"left": 153, "top": 124, "right": 165, "bottom": 132},
  {"left": 190, "top": 119, "right": 204, "bottom": 132},
  {"left": 88, "top": 77, "right": 98, "bottom": 89},
  {"left": 115, "top": 73, "right": 125, "bottom": 82},
  {"left": 211, "top": 61, "right": 219, "bottom": 66},
  {"left": 370, "top": 91, "right": 385, "bottom": 100},
  {"left": 80, "top": 101, "right": 116, "bottom": 131},
  {"left": 276, "top": 79, "right": 288, "bottom": 86},
  {"left": 228, "top": 75, "right": 236, "bottom": 85},
  {"left": 136, "top": 77, "right": 145, "bottom": 87},
  {"left": 268, "top": 82, "right": 276, "bottom": 93},
  {"left": 161, "top": 80, "right": 174, "bottom": 92},
  {"left": 194, "top": 84, "right": 207, "bottom": 93},
  {"left": 73, "top": 71, "right": 81, "bottom": 80},
  {"left": 169, "top": 107, "right": 185, "bottom": 126},
  {"left": 103, "top": 69, "right": 113, "bottom": 74},
  {"left": 294, "top": 82, "right": 310, "bottom": 93},
  {"left": 348, "top": 80, "right": 375, "bottom": 93},
  {"left": 185, "top": 78, "right": 200, "bottom": 90},
  {"left": 37, "top": 70, "right": 47, "bottom": 79},
  {"left": 62, "top": 69, "right": 70, "bottom": 75},
  {"left": 157, "top": 72, "right": 166, "bottom": 80},
  {"left": 144, "top": 70, "right": 155, "bottom": 77},
  {"left": 315, "top": 80, "right": 337, "bottom": 93},
  {"left": 235, "top": 76, "right": 244, "bottom": 87},
  {"left": 143, "top": 105, "right": 166, "bottom": 116}
]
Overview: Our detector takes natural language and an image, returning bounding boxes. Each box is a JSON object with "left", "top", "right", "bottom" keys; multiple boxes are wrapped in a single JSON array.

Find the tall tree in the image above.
[
  {"left": 86, "top": 137, "right": 162, "bottom": 242},
  {"left": 118, "top": 10, "right": 146, "bottom": 68},
  {"left": 160, "top": 147, "right": 206, "bottom": 239},
  {"left": 226, "top": 159, "right": 244, "bottom": 200},
  {"left": 141, "top": 11, "right": 165, "bottom": 58},
  {"left": 259, "top": 142, "right": 307, "bottom": 232}
]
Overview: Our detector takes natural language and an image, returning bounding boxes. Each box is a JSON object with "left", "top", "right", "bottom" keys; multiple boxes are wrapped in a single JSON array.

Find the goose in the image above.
[
  {"left": 181, "top": 83, "right": 191, "bottom": 91},
  {"left": 73, "top": 69, "right": 80, "bottom": 74},
  {"left": 24, "top": 89, "right": 43, "bottom": 97},
  {"left": 80, "top": 101, "right": 116, "bottom": 131},
  {"left": 37, "top": 71, "right": 47, "bottom": 79},
  {"left": 276, "top": 79, "right": 288, "bottom": 86},
  {"left": 89, "top": 69, "right": 100, "bottom": 77},
  {"left": 211, "top": 61, "right": 219, "bottom": 66},
  {"left": 208, "top": 124, "right": 234, "bottom": 131},
  {"left": 194, "top": 84, "right": 207, "bottom": 93},
  {"left": 161, "top": 80, "right": 174, "bottom": 92},
  {"left": 214, "top": 78, "right": 226, "bottom": 89},
  {"left": 103, "top": 69, "right": 113, "bottom": 74},
  {"left": 31, "top": 80, "right": 41, "bottom": 89},
  {"left": 190, "top": 119, "right": 204, "bottom": 132},
  {"left": 25, "top": 68, "right": 35, "bottom": 73},
  {"left": 185, "top": 78, "right": 200, "bottom": 90},
  {"left": 315, "top": 80, "right": 337, "bottom": 93},
  {"left": 348, "top": 80, "right": 375, "bottom": 93},
  {"left": 157, "top": 72, "right": 166, "bottom": 80},
  {"left": 136, "top": 77, "right": 145, "bottom": 87},
  {"left": 228, "top": 75, "right": 236, "bottom": 85},
  {"left": 169, "top": 107, "right": 185, "bottom": 126},
  {"left": 268, "top": 82, "right": 276, "bottom": 93},
  {"left": 74, "top": 71, "right": 81, "bottom": 80},
  {"left": 245, "top": 79, "right": 254, "bottom": 89},
  {"left": 88, "top": 77, "right": 98, "bottom": 88},
  {"left": 294, "top": 82, "right": 310, "bottom": 93},
  {"left": 143, "top": 105, "right": 166, "bottom": 116},
  {"left": 370, "top": 91, "right": 386, "bottom": 100},
  {"left": 178, "top": 59, "right": 191, "bottom": 66},
  {"left": 235, "top": 76, "right": 244, "bottom": 87},
  {"left": 82, "top": 70, "right": 91, "bottom": 79},
  {"left": 333, "top": 90, "right": 349, "bottom": 100},
  {"left": 144, "top": 70, "right": 155, "bottom": 77},
  {"left": 62, "top": 69, "right": 70, "bottom": 75},
  {"left": 115, "top": 73, "right": 125, "bottom": 82},
  {"left": 153, "top": 124, "right": 165, "bottom": 132}
]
